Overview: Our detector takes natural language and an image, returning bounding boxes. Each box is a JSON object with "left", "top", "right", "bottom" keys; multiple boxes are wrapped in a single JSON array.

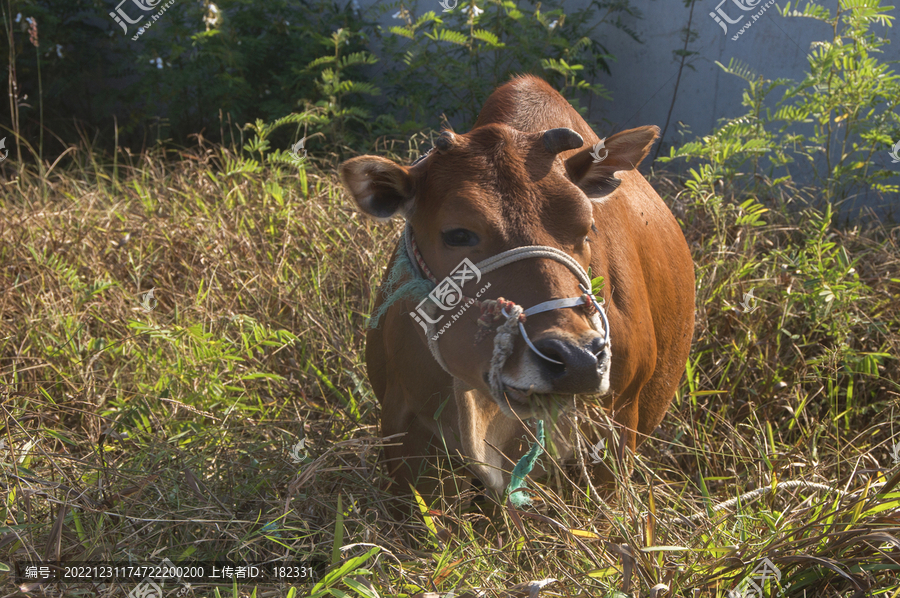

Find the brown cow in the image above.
[{"left": 340, "top": 75, "right": 694, "bottom": 498}]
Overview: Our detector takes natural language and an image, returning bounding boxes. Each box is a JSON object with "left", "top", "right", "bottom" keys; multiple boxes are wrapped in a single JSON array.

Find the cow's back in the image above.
[{"left": 475, "top": 76, "right": 600, "bottom": 148}]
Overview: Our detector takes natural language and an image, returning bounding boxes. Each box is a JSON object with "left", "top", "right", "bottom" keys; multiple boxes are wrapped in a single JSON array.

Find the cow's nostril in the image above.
[
  {"left": 532, "top": 338, "right": 602, "bottom": 393},
  {"left": 542, "top": 352, "right": 566, "bottom": 378},
  {"left": 588, "top": 334, "right": 607, "bottom": 356},
  {"left": 531, "top": 339, "right": 569, "bottom": 378}
]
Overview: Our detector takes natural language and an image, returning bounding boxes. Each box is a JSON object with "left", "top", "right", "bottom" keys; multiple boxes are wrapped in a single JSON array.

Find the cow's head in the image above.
[{"left": 341, "top": 124, "right": 658, "bottom": 418}]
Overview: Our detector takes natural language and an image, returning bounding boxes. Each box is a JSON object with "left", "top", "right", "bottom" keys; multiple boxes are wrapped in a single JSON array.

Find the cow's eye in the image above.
[{"left": 442, "top": 228, "right": 480, "bottom": 247}]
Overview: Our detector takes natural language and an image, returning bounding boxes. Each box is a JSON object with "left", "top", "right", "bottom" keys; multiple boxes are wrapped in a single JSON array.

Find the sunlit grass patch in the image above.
[{"left": 0, "top": 142, "right": 898, "bottom": 596}]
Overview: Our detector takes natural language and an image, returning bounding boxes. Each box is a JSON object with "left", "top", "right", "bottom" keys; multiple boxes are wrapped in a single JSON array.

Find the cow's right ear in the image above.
[{"left": 339, "top": 156, "right": 415, "bottom": 219}]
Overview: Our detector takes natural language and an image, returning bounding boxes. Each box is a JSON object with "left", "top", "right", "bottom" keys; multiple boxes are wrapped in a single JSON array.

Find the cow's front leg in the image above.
[
  {"left": 380, "top": 386, "right": 470, "bottom": 501},
  {"left": 454, "top": 379, "right": 536, "bottom": 497}
]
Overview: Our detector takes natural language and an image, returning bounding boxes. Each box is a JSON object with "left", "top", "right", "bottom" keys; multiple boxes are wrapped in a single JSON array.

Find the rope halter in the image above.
[{"left": 404, "top": 224, "right": 611, "bottom": 401}]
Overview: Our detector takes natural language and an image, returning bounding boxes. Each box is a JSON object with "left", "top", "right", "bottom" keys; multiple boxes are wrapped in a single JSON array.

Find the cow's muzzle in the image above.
[{"left": 533, "top": 335, "right": 607, "bottom": 393}]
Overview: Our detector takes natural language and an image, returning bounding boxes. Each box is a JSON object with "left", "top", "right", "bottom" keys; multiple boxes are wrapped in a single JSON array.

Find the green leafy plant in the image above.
[
  {"left": 240, "top": 27, "right": 381, "bottom": 168},
  {"left": 376, "top": 0, "right": 643, "bottom": 131},
  {"left": 0, "top": 0, "right": 371, "bottom": 152},
  {"left": 304, "top": 27, "right": 382, "bottom": 149},
  {"left": 590, "top": 274, "right": 605, "bottom": 297},
  {"left": 661, "top": 0, "right": 900, "bottom": 211},
  {"left": 308, "top": 545, "right": 382, "bottom": 598},
  {"left": 779, "top": 0, "right": 900, "bottom": 202},
  {"left": 243, "top": 110, "right": 323, "bottom": 167}
]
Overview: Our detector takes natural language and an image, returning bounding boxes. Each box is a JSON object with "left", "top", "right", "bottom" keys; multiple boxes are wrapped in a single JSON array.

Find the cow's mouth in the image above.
[
  {"left": 501, "top": 384, "right": 534, "bottom": 406},
  {"left": 496, "top": 383, "right": 578, "bottom": 418}
]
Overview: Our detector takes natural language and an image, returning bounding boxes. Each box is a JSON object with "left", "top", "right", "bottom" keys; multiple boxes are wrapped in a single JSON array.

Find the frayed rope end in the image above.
[
  {"left": 367, "top": 243, "right": 435, "bottom": 330},
  {"left": 507, "top": 419, "right": 545, "bottom": 508}
]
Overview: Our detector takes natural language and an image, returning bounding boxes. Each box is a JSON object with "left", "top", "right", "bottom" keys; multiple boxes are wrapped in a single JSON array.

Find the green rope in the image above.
[
  {"left": 368, "top": 242, "right": 435, "bottom": 329},
  {"left": 506, "top": 420, "right": 545, "bottom": 507}
]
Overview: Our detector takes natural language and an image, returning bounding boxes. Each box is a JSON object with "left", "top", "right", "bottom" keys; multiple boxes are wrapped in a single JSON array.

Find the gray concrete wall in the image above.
[
  {"left": 593, "top": 0, "right": 898, "bottom": 214},
  {"left": 372, "top": 0, "right": 898, "bottom": 142},
  {"left": 367, "top": 0, "right": 899, "bottom": 213},
  {"left": 597, "top": 1, "right": 852, "bottom": 138}
]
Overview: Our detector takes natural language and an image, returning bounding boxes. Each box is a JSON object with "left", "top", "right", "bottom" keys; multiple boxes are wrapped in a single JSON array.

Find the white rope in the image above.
[
  {"left": 403, "top": 224, "right": 610, "bottom": 395},
  {"left": 424, "top": 303, "right": 454, "bottom": 376},
  {"left": 525, "top": 296, "right": 590, "bottom": 316},
  {"left": 488, "top": 304, "right": 526, "bottom": 400},
  {"left": 680, "top": 479, "right": 849, "bottom": 523},
  {"left": 476, "top": 246, "right": 593, "bottom": 288}
]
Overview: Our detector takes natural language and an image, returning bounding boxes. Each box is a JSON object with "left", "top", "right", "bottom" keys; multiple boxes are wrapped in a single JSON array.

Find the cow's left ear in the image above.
[
  {"left": 564, "top": 125, "right": 660, "bottom": 198},
  {"left": 339, "top": 156, "right": 415, "bottom": 219}
]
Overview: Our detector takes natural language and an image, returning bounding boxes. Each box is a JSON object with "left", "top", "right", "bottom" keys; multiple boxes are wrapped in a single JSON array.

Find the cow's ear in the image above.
[
  {"left": 564, "top": 125, "right": 659, "bottom": 198},
  {"left": 339, "top": 156, "right": 415, "bottom": 219}
]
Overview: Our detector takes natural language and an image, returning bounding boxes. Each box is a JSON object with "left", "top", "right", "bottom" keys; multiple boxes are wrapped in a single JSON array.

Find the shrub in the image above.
[
  {"left": 660, "top": 0, "right": 900, "bottom": 214},
  {"left": 374, "top": 0, "right": 644, "bottom": 132},
  {"left": 2, "top": 0, "right": 371, "bottom": 151}
]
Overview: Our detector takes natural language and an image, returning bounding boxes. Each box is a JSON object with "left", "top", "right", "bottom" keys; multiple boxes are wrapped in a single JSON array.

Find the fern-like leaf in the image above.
[
  {"left": 434, "top": 29, "right": 468, "bottom": 45},
  {"left": 471, "top": 29, "right": 501, "bottom": 46},
  {"left": 717, "top": 58, "right": 759, "bottom": 83}
]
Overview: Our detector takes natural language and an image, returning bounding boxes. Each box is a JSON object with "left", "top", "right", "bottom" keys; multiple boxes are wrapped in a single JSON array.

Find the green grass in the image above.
[{"left": 0, "top": 141, "right": 898, "bottom": 598}]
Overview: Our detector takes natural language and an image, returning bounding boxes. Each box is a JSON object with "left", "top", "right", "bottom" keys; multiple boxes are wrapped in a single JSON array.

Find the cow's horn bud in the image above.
[
  {"left": 434, "top": 130, "right": 455, "bottom": 152},
  {"left": 543, "top": 128, "right": 584, "bottom": 154}
]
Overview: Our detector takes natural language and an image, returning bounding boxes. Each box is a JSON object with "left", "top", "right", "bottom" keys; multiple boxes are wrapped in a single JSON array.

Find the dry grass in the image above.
[{"left": 0, "top": 141, "right": 898, "bottom": 598}]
